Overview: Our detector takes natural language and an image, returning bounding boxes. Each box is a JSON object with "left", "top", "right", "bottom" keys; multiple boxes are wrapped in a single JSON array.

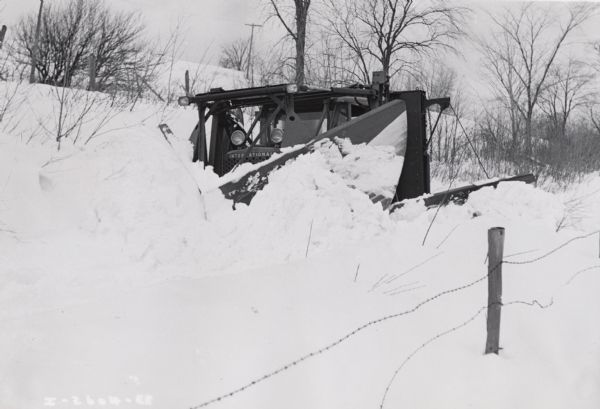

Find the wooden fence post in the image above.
[
  {"left": 485, "top": 227, "right": 504, "bottom": 355},
  {"left": 29, "top": 0, "right": 44, "bottom": 84},
  {"left": 88, "top": 54, "right": 97, "bottom": 91},
  {"left": 0, "top": 26, "right": 7, "bottom": 51},
  {"left": 185, "top": 70, "right": 190, "bottom": 96}
]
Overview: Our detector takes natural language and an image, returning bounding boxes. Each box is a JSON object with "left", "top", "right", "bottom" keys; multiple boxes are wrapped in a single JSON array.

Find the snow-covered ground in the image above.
[
  {"left": 1, "top": 80, "right": 599, "bottom": 409},
  {"left": 155, "top": 60, "right": 247, "bottom": 98}
]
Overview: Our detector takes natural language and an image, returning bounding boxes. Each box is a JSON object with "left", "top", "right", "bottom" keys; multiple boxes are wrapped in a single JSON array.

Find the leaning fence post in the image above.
[{"left": 485, "top": 227, "right": 504, "bottom": 355}]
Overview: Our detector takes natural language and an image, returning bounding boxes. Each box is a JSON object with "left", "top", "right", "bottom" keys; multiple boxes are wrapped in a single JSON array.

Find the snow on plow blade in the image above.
[{"left": 218, "top": 100, "right": 408, "bottom": 207}]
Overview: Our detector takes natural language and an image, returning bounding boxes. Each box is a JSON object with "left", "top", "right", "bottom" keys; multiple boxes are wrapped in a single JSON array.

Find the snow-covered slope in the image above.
[
  {"left": 157, "top": 60, "right": 247, "bottom": 97},
  {"left": 1, "top": 80, "right": 599, "bottom": 409}
]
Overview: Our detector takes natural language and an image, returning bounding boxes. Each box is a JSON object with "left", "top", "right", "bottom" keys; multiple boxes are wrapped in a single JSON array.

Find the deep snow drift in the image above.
[{"left": 1, "top": 80, "right": 599, "bottom": 409}]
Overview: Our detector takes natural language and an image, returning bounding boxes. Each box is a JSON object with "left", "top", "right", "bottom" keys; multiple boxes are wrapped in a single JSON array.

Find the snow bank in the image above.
[
  {"left": 157, "top": 60, "right": 247, "bottom": 96},
  {"left": 0, "top": 82, "right": 208, "bottom": 308}
]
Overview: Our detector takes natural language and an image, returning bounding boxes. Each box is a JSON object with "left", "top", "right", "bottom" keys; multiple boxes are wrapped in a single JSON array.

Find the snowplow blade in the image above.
[{"left": 218, "top": 100, "right": 408, "bottom": 207}]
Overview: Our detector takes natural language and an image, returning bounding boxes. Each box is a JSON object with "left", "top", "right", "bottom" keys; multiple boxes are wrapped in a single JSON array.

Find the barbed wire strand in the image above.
[
  {"left": 484, "top": 247, "right": 540, "bottom": 265},
  {"left": 379, "top": 298, "right": 553, "bottom": 409},
  {"left": 503, "top": 299, "right": 554, "bottom": 309},
  {"left": 504, "top": 230, "right": 600, "bottom": 265},
  {"left": 503, "top": 248, "right": 541, "bottom": 259},
  {"left": 379, "top": 306, "right": 487, "bottom": 409},
  {"left": 565, "top": 265, "right": 600, "bottom": 285}
]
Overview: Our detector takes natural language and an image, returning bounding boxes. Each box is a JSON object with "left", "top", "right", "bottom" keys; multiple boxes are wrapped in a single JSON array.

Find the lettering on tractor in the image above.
[{"left": 177, "top": 72, "right": 535, "bottom": 208}]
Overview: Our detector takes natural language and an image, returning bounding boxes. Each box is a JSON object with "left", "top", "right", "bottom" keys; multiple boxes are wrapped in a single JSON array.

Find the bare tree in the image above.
[
  {"left": 479, "top": 3, "right": 597, "bottom": 154},
  {"left": 253, "top": 43, "right": 294, "bottom": 85},
  {"left": 16, "top": 0, "right": 94, "bottom": 86},
  {"left": 324, "top": 0, "right": 467, "bottom": 83},
  {"left": 269, "top": 0, "right": 311, "bottom": 86},
  {"left": 405, "top": 56, "right": 456, "bottom": 98},
  {"left": 480, "top": 28, "right": 525, "bottom": 150},
  {"left": 219, "top": 37, "right": 295, "bottom": 86},
  {"left": 90, "top": 7, "right": 145, "bottom": 92},
  {"left": 540, "top": 59, "right": 595, "bottom": 139},
  {"left": 125, "top": 31, "right": 179, "bottom": 107},
  {"left": 304, "top": 31, "right": 360, "bottom": 87},
  {"left": 219, "top": 38, "right": 250, "bottom": 73},
  {"left": 15, "top": 0, "right": 146, "bottom": 91}
]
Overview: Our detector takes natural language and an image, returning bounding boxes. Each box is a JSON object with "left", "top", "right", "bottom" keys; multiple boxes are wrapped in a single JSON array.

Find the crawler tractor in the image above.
[{"left": 176, "top": 72, "right": 534, "bottom": 207}]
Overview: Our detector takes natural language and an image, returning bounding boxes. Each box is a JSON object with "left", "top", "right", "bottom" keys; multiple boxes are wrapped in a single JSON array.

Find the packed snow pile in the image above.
[
  {"left": 323, "top": 137, "right": 405, "bottom": 200},
  {"left": 1, "top": 80, "right": 599, "bottom": 409},
  {"left": 214, "top": 148, "right": 394, "bottom": 263}
]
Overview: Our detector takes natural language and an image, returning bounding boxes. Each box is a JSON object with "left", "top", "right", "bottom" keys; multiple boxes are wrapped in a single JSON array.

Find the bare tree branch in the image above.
[
  {"left": 268, "top": 0, "right": 311, "bottom": 85},
  {"left": 324, "top": 0, "right": 468, "bottom": 81}
]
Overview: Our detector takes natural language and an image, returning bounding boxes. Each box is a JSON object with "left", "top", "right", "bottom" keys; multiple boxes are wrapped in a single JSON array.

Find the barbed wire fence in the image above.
[
  {"left": 189, "top": 229, "right": 600, "bottom": 409},
  {"left": 503, "top": 230, "right": 599, "bottom": 265}
]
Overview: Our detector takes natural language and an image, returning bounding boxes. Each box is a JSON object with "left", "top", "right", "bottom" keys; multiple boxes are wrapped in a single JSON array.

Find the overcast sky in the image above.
[
  {"left": 1, "top": 0, "right": 598, "bottom": 103},
  {"left": 1, "top": 0, "right": 597, "bottom": 63},
  {"left": 0, "top": 0, "right": 266, "bottom": 63}
]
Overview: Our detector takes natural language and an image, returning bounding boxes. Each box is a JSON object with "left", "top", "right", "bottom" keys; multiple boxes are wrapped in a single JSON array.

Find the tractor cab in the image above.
[{"left": 179, "top": 83, "right": 385, "bottom": 176}]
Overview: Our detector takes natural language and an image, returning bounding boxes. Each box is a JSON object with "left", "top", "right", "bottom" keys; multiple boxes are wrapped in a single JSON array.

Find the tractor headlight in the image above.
[
  {"left": 286, "top": 84, "right": 298, "bottom": 93},
  {"left": 270, "top": 128, "right": 284, "bottom": 144},
  {"left": 178, "top": 96, "right": 190, "bottom": 106},
  {"left": 230, "top": 129, "right": 246, "bottom": 146}
]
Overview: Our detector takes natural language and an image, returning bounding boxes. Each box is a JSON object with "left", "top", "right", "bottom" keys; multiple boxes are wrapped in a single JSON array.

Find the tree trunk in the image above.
[
  {"left": 295, "top": 2, "right": 308, "bottom": 86},
  {"left": 525, "top": 111, "right": 533, "bottom": 156},
  {"left": 295, "top": 24, "right": 305, "bottom": 86},
  {"left": 381, "top": 52, "right": 391, "bottom": 80}
]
